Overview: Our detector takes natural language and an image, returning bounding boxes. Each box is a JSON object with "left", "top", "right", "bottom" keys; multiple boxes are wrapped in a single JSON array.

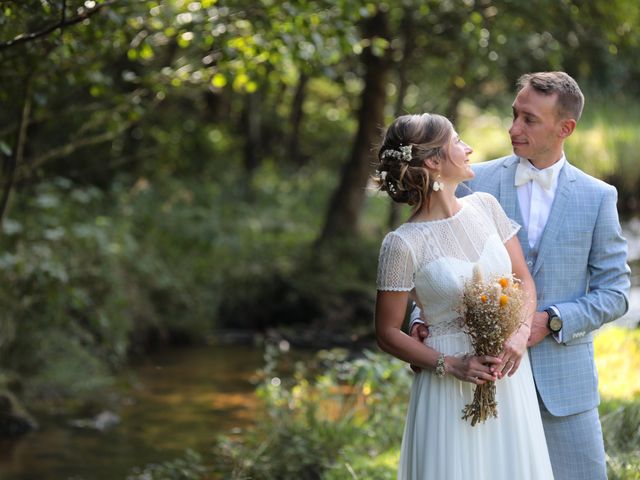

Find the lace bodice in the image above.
[{"left": 377, "top": 192, "right": 520, "bottom": 332}]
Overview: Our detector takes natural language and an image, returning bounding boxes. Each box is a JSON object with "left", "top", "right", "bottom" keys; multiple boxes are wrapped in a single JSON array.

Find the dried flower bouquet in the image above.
[{"left": 459, "top": 265, "right": 524, "bottom": 426}]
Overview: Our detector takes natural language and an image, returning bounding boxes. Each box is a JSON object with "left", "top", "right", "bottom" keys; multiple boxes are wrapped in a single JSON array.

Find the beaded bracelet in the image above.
[{"left": 435, "top": 353, "right": 446, "bottom": 377}]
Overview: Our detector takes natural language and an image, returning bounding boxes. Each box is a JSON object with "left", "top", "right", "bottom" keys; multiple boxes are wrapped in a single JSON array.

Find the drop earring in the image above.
[{"left": 432, "top": 175, "right": 444, "bottom": 192}]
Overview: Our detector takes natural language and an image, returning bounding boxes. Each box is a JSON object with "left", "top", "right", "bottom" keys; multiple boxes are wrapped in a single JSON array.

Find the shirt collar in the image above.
[{"left": 518, "top": 154, "right": 565, "bottom": 183}]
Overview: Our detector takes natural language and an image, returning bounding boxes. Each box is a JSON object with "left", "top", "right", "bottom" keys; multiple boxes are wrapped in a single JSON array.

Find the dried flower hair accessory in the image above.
[{"left": 381, "top": 144, "right": 412, "bottom": 163}]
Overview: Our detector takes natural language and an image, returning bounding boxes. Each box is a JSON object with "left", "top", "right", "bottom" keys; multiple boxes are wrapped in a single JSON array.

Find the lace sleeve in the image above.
[
  {"left": 376, "top": 232, "right": 415, "bottom": 291},
  {"left": 476, "top": 192, "right": 520, "bottom": 242}
]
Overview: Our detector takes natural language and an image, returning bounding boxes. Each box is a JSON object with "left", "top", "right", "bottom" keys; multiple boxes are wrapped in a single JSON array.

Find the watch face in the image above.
[{"left": 549, "top": 317, "right": 562, "bottom": 332}]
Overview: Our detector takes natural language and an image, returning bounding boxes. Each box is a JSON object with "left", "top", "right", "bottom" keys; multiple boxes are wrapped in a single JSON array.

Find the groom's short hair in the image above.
[{"left": 517, "top": 72, "right": 584, "bottom": 122}]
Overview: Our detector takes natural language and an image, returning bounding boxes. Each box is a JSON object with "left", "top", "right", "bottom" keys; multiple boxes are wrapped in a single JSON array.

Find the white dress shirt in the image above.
[
  {"left": 516, "top": 155, "right": 565, "bottom": 249},
  {"left": 516, "top": 154, "right": 566, "bottom": 341}
]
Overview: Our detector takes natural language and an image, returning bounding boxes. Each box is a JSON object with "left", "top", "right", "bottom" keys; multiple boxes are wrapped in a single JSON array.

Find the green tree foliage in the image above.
[{"left": 2, "top": 1, "right": 638, "bottom": 200}]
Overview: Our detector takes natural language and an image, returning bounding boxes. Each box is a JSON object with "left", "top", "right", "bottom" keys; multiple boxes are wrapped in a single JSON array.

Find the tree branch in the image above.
[
  {"left": 14, "top": 125, "right": 131, "bottom": 183},
  {"left": 0, "top": 0, "right": 119, "bottom": 52},
  {"left": 0, "top": 89, "right": 148, "bottom": 139}
]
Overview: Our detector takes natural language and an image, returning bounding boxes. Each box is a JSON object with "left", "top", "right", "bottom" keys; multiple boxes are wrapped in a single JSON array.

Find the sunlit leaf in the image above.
[
  {"left": 232, "top": 72, "right": 249, "bottom": 91},
  {"left": 139, "top": 44, "right": 154, "bottom": 59},
  {"left": 211, "top": 73, "right": 227, "bottom": 88},
  {"left": 246, "top": 80, "right": 258, "bottom": 93},
  {"left": 90, "top": 85, "right": 103, "bottom": 97}
]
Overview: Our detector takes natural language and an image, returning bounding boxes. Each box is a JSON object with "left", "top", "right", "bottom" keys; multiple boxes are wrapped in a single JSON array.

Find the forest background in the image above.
[{"left": 1, "top": 1, "right": 639, "bottom": 479}]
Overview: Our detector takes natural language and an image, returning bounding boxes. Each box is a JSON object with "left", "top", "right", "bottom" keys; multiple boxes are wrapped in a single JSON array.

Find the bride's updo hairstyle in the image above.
[{"left": 375, "top": 113, "right": 453, "bottom": 211}]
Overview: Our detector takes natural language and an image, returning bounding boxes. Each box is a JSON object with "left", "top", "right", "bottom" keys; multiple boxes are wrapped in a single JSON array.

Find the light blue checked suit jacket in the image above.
[{"left": 466, "top": 155, "right": 630, "bottom": 417}]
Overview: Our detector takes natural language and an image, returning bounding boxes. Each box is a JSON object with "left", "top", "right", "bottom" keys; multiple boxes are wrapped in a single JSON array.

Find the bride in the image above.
[{"left": 374, "top": 113, "right": 554, "bottom": 479}]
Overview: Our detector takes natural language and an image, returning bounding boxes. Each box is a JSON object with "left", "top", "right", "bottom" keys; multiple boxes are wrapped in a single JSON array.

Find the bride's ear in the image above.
[{"left": 424, "top": 157, "right": 440, "bottom": 171}]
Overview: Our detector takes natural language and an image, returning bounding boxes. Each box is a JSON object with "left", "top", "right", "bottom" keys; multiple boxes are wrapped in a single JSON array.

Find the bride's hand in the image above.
[
  {"left": 446, "top": 354, "right": 501, "bottom": 385},
  {"left": 498, "top": 324, "right": 529, "bottom": 378}
]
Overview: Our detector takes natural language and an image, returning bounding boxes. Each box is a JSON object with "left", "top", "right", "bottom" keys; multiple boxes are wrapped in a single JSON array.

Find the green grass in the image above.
[
  {"left": 596, "top": 327, "right": 640, "bottom": 479},
  {"left": 596, "top": 327, "right": 640, "bottom": 400}
]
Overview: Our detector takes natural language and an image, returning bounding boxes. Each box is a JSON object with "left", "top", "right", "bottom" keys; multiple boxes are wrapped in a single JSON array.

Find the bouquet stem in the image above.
[{"left": 461, "top": 382, "right": 498, "bottom": 426}]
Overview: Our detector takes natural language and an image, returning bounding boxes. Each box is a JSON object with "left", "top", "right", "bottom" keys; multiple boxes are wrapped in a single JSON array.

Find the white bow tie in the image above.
[{"left": 514, "top": 162, "right": 554, "bottom": 190}]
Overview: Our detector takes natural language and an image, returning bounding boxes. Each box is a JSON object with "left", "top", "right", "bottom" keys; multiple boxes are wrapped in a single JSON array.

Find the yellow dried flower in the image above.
[{"left": 499, "top": 295, "right": 509, "bottom": 306}]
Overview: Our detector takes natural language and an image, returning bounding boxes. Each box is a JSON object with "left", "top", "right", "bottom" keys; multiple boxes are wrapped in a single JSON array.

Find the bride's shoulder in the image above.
[
  {"left": 463, "top": 192, "right": 507, "bottom": 220},
  {"left": 463, "top": 191, "right": 499, "bottom": 207},
  {"left": 380, "top": 228, "right": 410, "bottom": 247},
  {"left": 382, "top": 222, "right": 426, "bottom": 248}
]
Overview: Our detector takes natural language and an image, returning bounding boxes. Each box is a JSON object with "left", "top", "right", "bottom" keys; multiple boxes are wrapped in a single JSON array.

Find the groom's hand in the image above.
[
  {"left": 527, "top": 312, "right": 551, "bottom": 347},
  {"left": 498, "top": 325, "right": 529, "bottom": 378},
  {"left": 409, "top": 323, "right": 429, "bottom": 372},
  {"left": 410, "top": 322, "right": 429, "bottom": 343}
]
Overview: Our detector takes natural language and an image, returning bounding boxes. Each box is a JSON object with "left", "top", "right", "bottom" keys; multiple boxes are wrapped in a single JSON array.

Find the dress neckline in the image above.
[{"left": 404, "top": 198, "right": 468, "bottom": 226}]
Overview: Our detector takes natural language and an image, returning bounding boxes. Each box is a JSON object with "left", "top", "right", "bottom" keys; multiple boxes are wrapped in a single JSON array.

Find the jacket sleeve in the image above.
[{"left": 555, "top": 185, "right": 631, "bottom": 341}]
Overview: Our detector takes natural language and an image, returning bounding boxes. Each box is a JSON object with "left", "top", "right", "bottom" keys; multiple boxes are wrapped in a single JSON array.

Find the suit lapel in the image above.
[
  {"left": 531, "top": 162, "right": 576, "bottom": 276},
  {"left": 498, "top": 157, "right": 530, "bottom": 257}
]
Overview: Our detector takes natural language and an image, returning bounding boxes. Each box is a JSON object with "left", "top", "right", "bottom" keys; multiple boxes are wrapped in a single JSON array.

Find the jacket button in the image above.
[{"left": 527, "top": 261, "right": 533, "bottom": 267}]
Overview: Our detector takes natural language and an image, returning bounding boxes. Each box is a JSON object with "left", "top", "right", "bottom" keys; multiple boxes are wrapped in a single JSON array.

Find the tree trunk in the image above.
[
  {"left": 204, "top": 88, "right": 231, "bottom": 123},
  {"left": 443, "top": 81, "right": 465, "bottom": 125},
  {"left": 262, "top": 81, "right": 287, "bottom": 161},
  {"left": 389, "top": 10, "right": 416, "bottom": 231},
  {"left": 318, "top": 10, "right": 391, "bottom": 244},
  {"left": 443, "top": 37, "right": 472, "bottom": 124},
  {"left": 289, "top": 72, "right": 308, "bottom": 166},
  {"left": 241, "top": 93, "right": 261, "bottom": 173},
  {"left": 0, "top": 75, "right": 32, "bottom": 224}
]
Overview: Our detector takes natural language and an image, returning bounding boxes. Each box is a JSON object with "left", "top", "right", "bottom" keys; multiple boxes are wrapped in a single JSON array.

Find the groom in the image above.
[{"left": 411, "top": 71, "right": 630, "bottom": 479}]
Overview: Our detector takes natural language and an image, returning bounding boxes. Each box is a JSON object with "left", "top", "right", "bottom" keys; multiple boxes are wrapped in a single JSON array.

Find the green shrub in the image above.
[
  {"left": 0, "top": 163, "right": 387, "bottom": 411},
  {"left": 215, "top": 345, "right": 411, "bottom": 479},
  {"left": 213, "top": 330, "right": 640, "bottom": 479},
  {"left": 0, "top": 177, "right": 222, "bottom": 409},
  {"left": 600, "top": 400, "right": 640, "bottom": 480},
  {"left": 127, "top": 450, "right": 208, "bottom": 480},
  {"left": 0, "top": 179, "right": 132, "bottom": 408}
]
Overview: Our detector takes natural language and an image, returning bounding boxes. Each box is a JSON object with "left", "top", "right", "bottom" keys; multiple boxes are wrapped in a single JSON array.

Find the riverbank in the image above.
[{"left": 0, "top": 344, "right": 266, "bottom": 480}]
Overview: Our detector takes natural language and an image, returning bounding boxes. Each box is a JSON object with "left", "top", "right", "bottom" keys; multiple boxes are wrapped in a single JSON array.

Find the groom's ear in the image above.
[{"left": 558, "top": 118, "right": 577, "bottom": 138}]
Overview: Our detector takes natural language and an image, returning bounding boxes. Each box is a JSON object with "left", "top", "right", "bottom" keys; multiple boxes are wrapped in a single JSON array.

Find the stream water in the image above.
[{"left": 0, "top": 344, "right": 265, "bottom": 480}]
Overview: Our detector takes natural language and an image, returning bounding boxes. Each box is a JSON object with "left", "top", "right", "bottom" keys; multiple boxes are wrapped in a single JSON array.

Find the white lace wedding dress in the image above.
[{"left": 377, "top": 192, "right": 554, "bottom": 480}]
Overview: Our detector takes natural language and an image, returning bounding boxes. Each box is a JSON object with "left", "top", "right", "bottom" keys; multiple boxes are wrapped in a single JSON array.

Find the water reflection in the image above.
[{"left": 0, "top": 344, "right": 264, "bottom": 480}]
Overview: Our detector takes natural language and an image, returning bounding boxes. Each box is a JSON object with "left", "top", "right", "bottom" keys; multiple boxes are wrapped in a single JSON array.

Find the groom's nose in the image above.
[{"left": 509, "top": 120, "right": 519, "bottom": 137}]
